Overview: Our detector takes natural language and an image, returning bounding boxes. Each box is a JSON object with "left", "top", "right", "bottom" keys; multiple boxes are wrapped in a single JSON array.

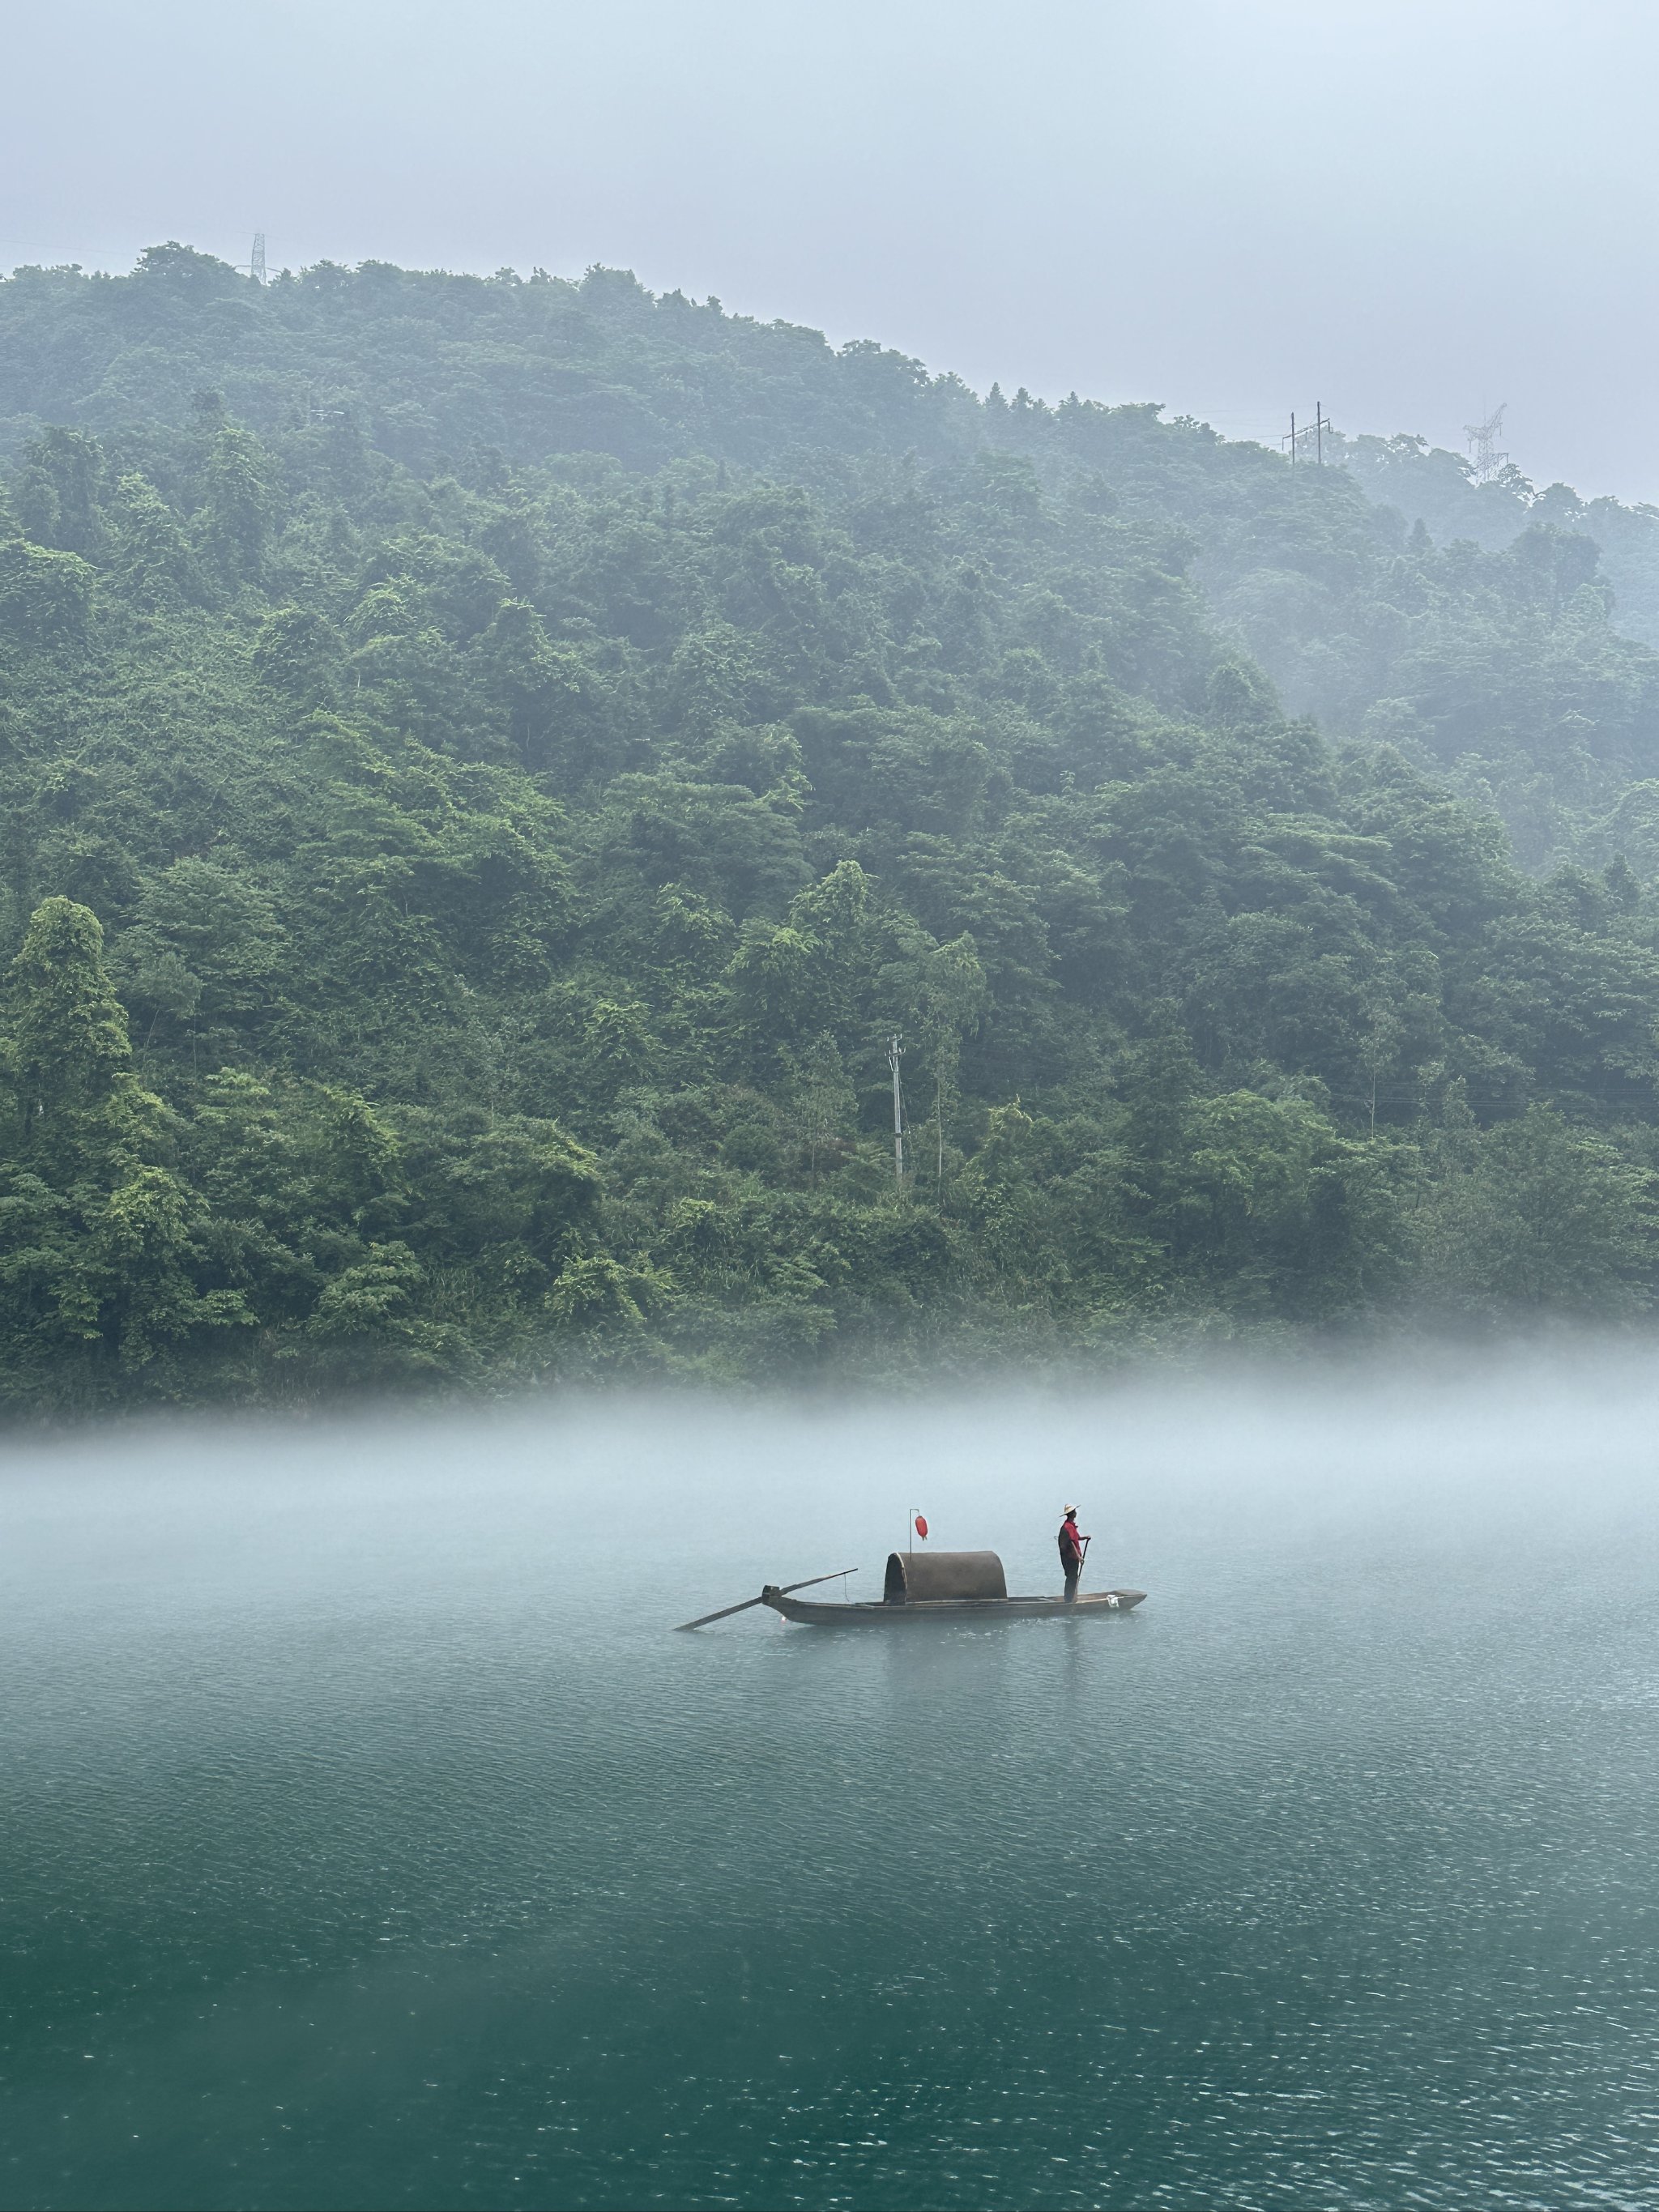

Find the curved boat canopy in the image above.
[{"left": 884, "top": 1549, "right": 1008, "bottom": 1602}]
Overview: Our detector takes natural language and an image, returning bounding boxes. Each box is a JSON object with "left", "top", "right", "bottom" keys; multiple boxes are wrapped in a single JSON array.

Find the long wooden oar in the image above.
[{"left": 676, "top": 1568, "right": 858, "bottom": 1631}]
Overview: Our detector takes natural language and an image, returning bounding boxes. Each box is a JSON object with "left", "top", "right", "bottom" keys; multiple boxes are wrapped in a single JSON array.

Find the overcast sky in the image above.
[{"left": 6, "top": 0, "right": 1656, "bottom": 501}]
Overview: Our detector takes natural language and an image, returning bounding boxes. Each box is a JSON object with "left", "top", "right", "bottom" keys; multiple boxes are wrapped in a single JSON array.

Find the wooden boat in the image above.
[
  {"left": 678, "top": 1549, "right": 1145, "bottom": 1631},
  {"left": 763, "top": 1549, "right": 1145, "bottom": 1626}
]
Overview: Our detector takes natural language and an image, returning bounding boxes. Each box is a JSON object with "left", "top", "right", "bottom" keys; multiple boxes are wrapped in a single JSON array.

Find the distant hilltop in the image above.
[{"left": 6, "top": 245, "right": 1658, "bottom": 644}]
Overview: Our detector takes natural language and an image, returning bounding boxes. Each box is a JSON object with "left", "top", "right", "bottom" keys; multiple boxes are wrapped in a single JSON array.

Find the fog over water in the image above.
[{"left": 7, "top": 1353, "right": 1659, "bottom": 2207}]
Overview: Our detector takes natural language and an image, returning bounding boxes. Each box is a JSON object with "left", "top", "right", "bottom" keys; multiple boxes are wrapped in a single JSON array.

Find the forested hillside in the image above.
[
  {"left": 3, "top": 244, "right": 1658, "bottom": 1406},
  {"left": 1329, "top": 428, "right": 1659, "bottom": 653}
]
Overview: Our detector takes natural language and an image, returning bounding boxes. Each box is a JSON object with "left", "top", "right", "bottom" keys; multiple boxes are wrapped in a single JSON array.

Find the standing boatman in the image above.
[{"left": 1058, "top": 1505, "right": 1089, "bottom": 1601}]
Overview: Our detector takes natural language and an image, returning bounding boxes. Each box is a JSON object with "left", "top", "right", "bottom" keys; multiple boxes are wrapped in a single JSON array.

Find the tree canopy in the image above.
[{"left": 2, "top": 248, "right": 1658, "bottom": 1407}]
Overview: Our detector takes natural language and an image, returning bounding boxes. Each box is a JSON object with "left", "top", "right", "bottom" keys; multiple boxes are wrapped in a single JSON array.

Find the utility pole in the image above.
[
  {"left": 888, "top": 1033, "right": 904, "bottom": 1187},
  {"left": 1282, "top": 404, "right": 1329, "bottom": 467}
]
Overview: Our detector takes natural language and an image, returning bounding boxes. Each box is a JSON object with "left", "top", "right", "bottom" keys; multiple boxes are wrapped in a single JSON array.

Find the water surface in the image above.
[{"left": 5, "top": 1368, "right": 1659, "bottom": 2209}]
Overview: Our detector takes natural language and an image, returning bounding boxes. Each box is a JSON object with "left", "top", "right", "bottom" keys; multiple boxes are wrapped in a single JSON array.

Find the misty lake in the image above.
[{"left": 5, "top": 1362, "right": 1659, "bottom": 2210}]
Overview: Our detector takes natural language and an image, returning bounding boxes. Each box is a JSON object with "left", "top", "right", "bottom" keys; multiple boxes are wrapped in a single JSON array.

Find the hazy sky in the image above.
[{"left": 7, "top": 0, "right": 1657, "bottom": 501}]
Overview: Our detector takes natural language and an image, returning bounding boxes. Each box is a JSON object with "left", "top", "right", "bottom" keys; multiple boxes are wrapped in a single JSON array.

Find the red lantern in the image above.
[{"left": 914, "top": 1514, "right": 929, "bottom": 1540}]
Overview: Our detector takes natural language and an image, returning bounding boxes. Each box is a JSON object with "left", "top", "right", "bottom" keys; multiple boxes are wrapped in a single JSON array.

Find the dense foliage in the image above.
[{"left": 2, "top": 243, "right": 1658, "bottom": 1405}]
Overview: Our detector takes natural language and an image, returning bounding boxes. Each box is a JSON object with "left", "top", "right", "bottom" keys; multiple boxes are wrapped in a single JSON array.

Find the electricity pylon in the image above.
[{"left": 1464, "top": 403, "right": 1508, "bottom": 484}]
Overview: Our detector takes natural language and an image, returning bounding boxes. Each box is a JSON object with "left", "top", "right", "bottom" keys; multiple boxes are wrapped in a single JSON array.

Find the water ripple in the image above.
[{"left": 3, "top": 1395, "right": 1659, "bottom": 2209}]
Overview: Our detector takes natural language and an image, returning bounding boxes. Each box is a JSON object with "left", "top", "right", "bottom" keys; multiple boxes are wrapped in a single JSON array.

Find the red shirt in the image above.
[{"left": 1060, "top": 1515, "right": 1085, "bottom": 1559}]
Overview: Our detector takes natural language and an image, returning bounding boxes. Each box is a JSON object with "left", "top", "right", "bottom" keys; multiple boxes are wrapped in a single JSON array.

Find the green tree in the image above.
[
  {"left": 913, "top": 933, "right": 988, "bottom": 1205},
  {"left": 0, "top": 900, "right": 245, "bottom": 1396},
  {"left": 117, "top": 859, "right": 284, "bottom": 1038},
  {"left": 1414, "top": 1094, "right": 1654, "bottom": 1316},
  {"left": 0, "top": 539, "right": 94, "bottom": 647},
  {"left": 199, "top": 425, "right": 275, "bottom": 581},
  {"left": 109, "top": 473, "right": 198, "bottom": 611},
  {"left": 252, "top": 605, "right": 341, "bottom": 702},
  {"left": 15, "top": 428, "right": 107, "bottom": 556},
  {"left": 5, "top": 898, "right": 143, "bottom": 1187}
]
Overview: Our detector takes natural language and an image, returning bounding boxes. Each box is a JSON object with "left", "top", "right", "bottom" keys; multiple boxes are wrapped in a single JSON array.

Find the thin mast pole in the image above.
[{"left": 889, "top": 1033, "right": 903, "bottom": 1187}]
